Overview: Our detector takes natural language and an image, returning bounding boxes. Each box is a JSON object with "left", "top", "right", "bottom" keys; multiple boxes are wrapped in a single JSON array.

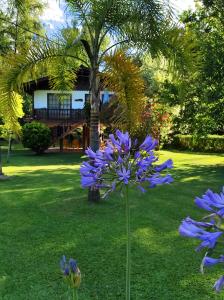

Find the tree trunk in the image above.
[
  {"left": 88, "top": 66, "right": 101, "bottom": 202},
  {"left": 0, "top": 145, "right": 4, "bottom": 176},
  {"left": 59, "top": 138, "right": 64, "bottom": 152}
]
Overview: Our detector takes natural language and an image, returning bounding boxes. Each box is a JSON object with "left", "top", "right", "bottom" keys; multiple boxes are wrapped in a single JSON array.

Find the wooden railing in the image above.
[{"left": 34, "top": 109, "right": 85, "bottom": 121}]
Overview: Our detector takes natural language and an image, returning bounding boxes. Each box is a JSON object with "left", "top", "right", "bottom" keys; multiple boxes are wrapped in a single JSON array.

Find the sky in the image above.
[{"left": 41, "top": 0, "right": 196, "bottom": 34}]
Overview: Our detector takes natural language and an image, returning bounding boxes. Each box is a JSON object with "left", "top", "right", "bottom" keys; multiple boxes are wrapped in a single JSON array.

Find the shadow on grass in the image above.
[{"left": 1, "top": 148, "right": 84, "bottom": 167}]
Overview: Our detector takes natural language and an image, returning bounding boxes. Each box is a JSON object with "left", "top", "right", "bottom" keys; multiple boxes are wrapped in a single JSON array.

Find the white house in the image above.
[
  {"left": 24, "top": 67, "right": 113, "bottom": 150},
  {"left": 24, "top": 67, "right": 113, "bottom": 122}
]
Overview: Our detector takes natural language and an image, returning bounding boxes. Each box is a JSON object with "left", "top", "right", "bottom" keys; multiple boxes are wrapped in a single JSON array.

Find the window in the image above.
[{"left": 47, "top": 93, "right": 72, "bottom": 109}]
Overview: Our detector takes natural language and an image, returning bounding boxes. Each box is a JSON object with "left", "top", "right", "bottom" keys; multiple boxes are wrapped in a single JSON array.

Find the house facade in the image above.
[{"left": 24, "top": 67, "right": 113, "bottom": 150}]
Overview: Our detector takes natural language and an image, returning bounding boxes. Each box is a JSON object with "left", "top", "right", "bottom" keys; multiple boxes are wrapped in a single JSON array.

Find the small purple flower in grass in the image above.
[
  {"left": 179, "top": 187, "right": 224, "bottom": 293},
  {"left": 60, "top": 256, "right": 81, "bottom": 289}
]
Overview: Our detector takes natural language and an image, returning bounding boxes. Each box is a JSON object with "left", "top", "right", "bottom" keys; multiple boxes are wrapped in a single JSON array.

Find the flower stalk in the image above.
[
  {"left": 126, "top": 186, "right": 131, "bottom": 300},
  {"left": 80, "top": 129, "right": 174, "bottom": 297}
]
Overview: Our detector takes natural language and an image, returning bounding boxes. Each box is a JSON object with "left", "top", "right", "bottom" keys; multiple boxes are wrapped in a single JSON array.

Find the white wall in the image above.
[{"left": 34, "top": 90, "right": 113, "bottom": 109}]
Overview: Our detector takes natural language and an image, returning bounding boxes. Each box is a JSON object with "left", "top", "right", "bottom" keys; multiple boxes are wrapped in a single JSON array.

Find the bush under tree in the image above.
[{"left": 22, "top": 122, "right": 51, "bottom": 154}]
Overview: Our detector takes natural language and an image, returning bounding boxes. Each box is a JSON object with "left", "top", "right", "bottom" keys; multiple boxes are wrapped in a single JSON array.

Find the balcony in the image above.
[{"left": 34, "top": 109, "right": 85, "bottom": 122}]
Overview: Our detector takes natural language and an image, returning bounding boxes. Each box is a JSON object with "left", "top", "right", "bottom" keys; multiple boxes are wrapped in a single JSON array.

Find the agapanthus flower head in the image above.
[
  {"left": 179, "top": 187, "right": 224, "bottom": 293},
  {"left": 80, "top": 130, "right": 173, "bottom": 197},
  {"left": 60, "top": 256, "right": 81, "bottom": 288}
]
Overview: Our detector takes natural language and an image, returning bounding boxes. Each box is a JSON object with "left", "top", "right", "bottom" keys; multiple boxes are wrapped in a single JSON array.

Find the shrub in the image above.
[
  {"left": 171, "top": 134, "right": 224, "bottom": 153},
  {"left": 22, "top": 122, "right": 51, "bottom": 154}
]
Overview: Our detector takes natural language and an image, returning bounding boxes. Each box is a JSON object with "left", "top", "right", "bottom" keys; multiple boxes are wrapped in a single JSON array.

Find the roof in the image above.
[{"left": 24, "top": 67, "right": 90, "bottom": 94}]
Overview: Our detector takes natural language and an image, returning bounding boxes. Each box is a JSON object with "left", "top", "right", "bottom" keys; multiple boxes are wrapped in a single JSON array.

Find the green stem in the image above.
[
  {"left": 126, "top": 186, "right": 131, "bottom": 300},
  {"left": 72, "top": 288, "right": 78, "bottom": 300}
]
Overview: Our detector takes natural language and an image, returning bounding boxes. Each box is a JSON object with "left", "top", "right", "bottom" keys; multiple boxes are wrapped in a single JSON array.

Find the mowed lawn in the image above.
[{"left": 0, "top": 147, "right": 224, "bottom": 300}]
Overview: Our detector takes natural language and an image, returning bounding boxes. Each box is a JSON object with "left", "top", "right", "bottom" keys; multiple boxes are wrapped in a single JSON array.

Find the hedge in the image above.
[{"left": 171, "top": 134, "right": 224, "bottom": 153}]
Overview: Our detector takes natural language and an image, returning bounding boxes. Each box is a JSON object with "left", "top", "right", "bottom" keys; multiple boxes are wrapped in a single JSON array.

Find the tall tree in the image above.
[
  {"left": 0, "top": 0, "right": 44, "bottom": 132},
  {"left": 0, "top": 0, "right": 44, "bottom": 54},
  {"left": 172, "top": 2, "right": 224, "bottom": 135}
]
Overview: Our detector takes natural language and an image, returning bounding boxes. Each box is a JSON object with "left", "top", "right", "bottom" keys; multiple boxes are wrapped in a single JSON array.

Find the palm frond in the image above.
[
  {"left": 0, "top": 39, "right": 88, "bottom": 132},
  {"left": 104, "top": 50, "right": 146, "bottom": 132}
]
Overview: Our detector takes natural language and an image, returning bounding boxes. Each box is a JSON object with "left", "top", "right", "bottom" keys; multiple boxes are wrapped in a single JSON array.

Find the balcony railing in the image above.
[{"left": 34, "top": 109, "right": 85, "bottom": 121}]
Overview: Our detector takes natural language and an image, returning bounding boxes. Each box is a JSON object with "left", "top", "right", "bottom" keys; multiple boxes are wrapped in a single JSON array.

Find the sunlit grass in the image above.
[{"left": 0, "top": 147, "right": 224, "bottom": 299}]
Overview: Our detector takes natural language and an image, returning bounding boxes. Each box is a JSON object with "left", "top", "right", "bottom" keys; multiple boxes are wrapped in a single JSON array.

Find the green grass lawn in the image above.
[{"left": 0, "top": 146, "right": 224, "bottom": 299}]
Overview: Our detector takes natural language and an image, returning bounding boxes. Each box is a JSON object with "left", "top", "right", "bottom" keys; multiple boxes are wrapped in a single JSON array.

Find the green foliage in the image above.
[
  {"left": 172, "top": 134, "right": 224, "bottom": 153},
  {"left": 172, "top": 4, "right": 224, "bottom": 135},
  {"left": 0, "top": 0, "right": 44, "bottom": 132},
  {"left": 22, "top": 122, "right": 51, "bottom": 154},
  {"left": 0, "top": 0, "right": 44, "bottom": 54}
]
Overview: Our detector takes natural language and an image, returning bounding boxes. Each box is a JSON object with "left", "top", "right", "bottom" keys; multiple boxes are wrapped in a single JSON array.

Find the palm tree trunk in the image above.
[
  {"left": 0, "top": 145, "right": 4, "bottom": 176},
  {"left": 88, "top": 66, "right": 101, "bottom": 202}
]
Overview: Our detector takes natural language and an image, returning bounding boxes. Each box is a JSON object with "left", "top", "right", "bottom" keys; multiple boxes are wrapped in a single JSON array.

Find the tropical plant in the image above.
[
  {"left": 22, "top": 122, "right": 51, "bottom": 154},
  {"left": 0, "top": 0, "right": 44, "bottom": 132},
  {"left": 103, "top": 50, "right": 146, "bottom": 133},
  {"left": 0, "top": 0, "right": 174, "bottom": 201}
]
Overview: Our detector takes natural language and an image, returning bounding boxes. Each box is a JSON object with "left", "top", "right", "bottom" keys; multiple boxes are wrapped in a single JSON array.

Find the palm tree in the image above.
[
  {"left": 0, "top": 0, "right": 173, "bottom": 200},
  {"left": 0, "top": 145, "right": 3, "bottom": 177}
]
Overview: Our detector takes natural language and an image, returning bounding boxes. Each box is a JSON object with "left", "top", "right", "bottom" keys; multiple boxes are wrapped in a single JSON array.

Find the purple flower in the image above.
[
  {"left": 109, "top": 129, "right": 131, "bottom": 153},
  {"left": 60, "top": 255, "right": 75, "bottom": 276},
  {"left": 80, "top": 130, "right": 173, "bottom": 196},
  {"left": 140, "top": 136, "right": 158, "bottom": 152},
  {"left": 195, "top": 188, "right": 224, "bottom": 217},
  {"left": 149, "top": 174, "right": 173, "bottom": 188},
  {"left": 179, "top": 187, "right": 224, "bottom": 293},
  {"left": 154, "top": 159, "right": 173, "bottom": 172},
  {"left": 60, "top": 256, "right": 81, "bottom": 288},
  {"left": 81, "top": 175, "right": 97, "bottom": 188},
  {"left": 196, "top": 231, "right": 223, "bottom": 251},
  {"left": 80, "top": 162, "right": 97, "bottom": 176},
  {"left": 69, "top": 258, "right": 78, "bottom": 273},
  {"left": 179, "top": 217, "right": 222, "bottom": 250},
  {"left": 179, "top": 218, "right": 206, "bottom": 238},
  {"left": 214, "top": 276, "right": 224, "bottom": 292},
  {"left": 137, "top": 155, "right": 156, "bottom": 171},
  {"left": 85, "top": 147, "right": 96, "bottom": 159},
  {"left": 117, "top": 167, "right": 131, "bottom": 185},
  {"left": 202, "top": 256, "right": 224, "bottom": 268}
]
